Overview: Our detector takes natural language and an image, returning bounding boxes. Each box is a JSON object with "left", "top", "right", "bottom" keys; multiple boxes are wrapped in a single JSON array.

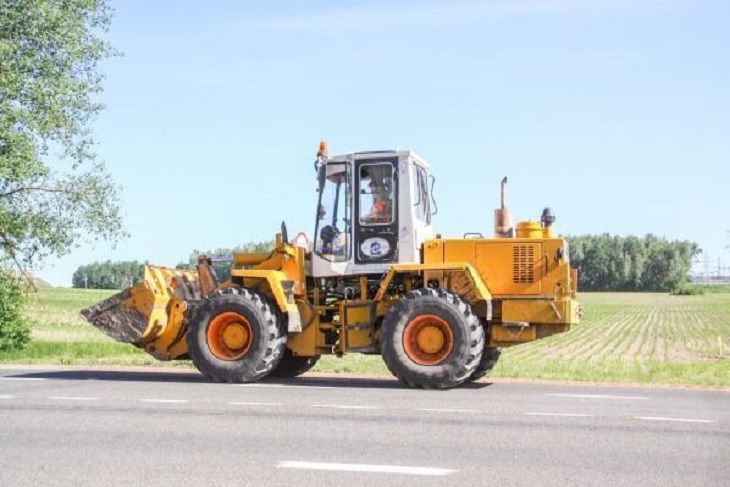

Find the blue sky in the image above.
[{"left": 38, "top": 0, "right": 729, "bottom": 286}]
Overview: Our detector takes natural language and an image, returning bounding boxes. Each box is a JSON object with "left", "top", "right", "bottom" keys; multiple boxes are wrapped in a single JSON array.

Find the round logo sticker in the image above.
[{"left": 360, "top": 237, "right": 391, "bottom": 258}]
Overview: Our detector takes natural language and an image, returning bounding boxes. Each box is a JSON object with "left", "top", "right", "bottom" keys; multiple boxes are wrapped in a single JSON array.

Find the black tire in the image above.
[
  {"left": 469, "top": 346, "right": 501, "bottom": 381},
  {"left": 187, "top": 288, "right": 286, "bottom": 383},
  {"left": 381, "top": 288, "right": 485, "bottom": 389},
  {"left": 268, "top": 348, "right": 320, "bottom": 378}
]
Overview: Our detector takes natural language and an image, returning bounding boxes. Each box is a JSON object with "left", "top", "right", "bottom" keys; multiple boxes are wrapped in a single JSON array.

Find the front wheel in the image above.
[
  {"left": 187, "top": 288, "right": 286, "bottom": 383},
  {"left": 381, "top": 289, "right": 484, "bottom": 389}
]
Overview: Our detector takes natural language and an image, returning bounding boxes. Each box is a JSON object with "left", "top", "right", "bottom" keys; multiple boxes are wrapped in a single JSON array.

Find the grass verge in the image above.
[{"left": 2, "top": 288, "right": 728, "bottom": 387}]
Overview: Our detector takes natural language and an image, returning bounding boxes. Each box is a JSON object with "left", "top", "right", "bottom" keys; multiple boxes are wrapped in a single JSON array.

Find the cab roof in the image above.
[{"left": 327, "top": 149, "right": 430, "bottom": 169}]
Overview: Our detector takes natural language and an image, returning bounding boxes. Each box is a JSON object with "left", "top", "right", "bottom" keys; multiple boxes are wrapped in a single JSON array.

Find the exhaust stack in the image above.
[{"left": 494, "top": 177, "right": 513, "bottom": 238}]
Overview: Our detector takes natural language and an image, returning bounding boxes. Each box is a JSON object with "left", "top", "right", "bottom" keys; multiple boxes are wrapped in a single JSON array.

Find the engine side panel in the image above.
[{"left": 422, "top": 237, "right": 579, "bottom": 347}]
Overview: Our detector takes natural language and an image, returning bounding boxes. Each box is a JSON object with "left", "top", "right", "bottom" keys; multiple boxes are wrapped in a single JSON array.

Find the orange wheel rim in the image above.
[
  {"left": 403, "top": 314, "right": 454, "bottom": 365},
  {"left": 207, "top": 312, "right": 253, "bottom": 361}
]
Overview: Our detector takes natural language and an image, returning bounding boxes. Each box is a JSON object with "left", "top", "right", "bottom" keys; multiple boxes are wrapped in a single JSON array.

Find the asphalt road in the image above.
[{"left": 1, "top": 368, "right": 728, "bottom": 486}]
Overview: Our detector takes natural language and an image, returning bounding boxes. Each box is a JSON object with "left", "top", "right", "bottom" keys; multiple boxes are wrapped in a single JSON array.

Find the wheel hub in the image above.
[
  {"left": 207, "top": 311, "right": 253, "bottom": 361},
  {"left": 403, "top": 314, "right": 454, "bottom": 366},
  {"left": 221, "top": 323, "right": 248, "bottom": 350},
  {"left": 416, "top": 325, "right": 445, "bottom": 354}
]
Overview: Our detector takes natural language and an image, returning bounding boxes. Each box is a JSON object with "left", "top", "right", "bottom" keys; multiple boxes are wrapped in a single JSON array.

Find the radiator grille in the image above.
[{"left": 513, "top": 245, "right": 535, "bottom": 284}]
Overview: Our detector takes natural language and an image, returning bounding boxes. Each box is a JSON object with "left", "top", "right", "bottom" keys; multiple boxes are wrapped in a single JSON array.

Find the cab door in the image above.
[{"left": 354, "top": 158, "right": 398, "bottom": 265}]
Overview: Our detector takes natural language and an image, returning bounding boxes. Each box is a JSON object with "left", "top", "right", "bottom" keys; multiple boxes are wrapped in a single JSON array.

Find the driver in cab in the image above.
[{"left": 361, "top": 168, "right": 392, "bottom": 224}]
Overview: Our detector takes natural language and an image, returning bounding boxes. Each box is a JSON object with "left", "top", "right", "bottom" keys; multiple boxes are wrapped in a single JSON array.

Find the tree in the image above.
[
  {"left": 0, "top": 0, "right": 123, "bottom": 278},
  {"left": 567, "top": 234, "right": 700, "bottom": 292},
  {"left": 0, "top": 1, "right": 121, "bottom": 349}
]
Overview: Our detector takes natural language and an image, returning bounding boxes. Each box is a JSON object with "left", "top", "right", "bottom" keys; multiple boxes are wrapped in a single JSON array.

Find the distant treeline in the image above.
[
  {"left": 72, "top": 261, "right": 145, "bottom": 289},
  {"left": 567, "top": 234, "right": 699, "bottom": 292},
  {"left": 72, "top": 242, "right": 275, "bottom": 289},
  {"left": 175, "top": 241, "right": 275, "bottom": 279},
  {"left": 73, "top": 237, "right": 697, "bottom": 293}
]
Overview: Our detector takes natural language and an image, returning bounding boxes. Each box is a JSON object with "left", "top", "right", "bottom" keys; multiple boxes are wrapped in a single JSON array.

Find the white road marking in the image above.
[
  {"left": 50, "top": 396, "right": 98, "bottom": 401},
  {"left": 276, "top": 461, "right": 457, "bottom": 476},
  {"left": 0, "top": 377, "right": 46, "bottom": 381},
  {"left": 524, "top": 412, "right": 595, "bottom": 418},
  {"left": 311, "top": 404, "right": 379, "bottom": 410},
  {"left": 139, "top": 398, "right": 188, "bottom": 404},
  {"left": 237, "top": 383, "right": 335, "bottom": 390},
  {"left": 416, "top": 408, "right": 482, "bottom": 414},
  {"left": 0, "top": 394, "right": 14, "bottom": 399},
  {"left": 636, "top": 416, "right": 713, "bottom": 424},
  {"left": 229, "top": 401, "right": 282, "bottom": 406},
  {"left": 546, "top": 393, "right": 648, "bottom": 400}
]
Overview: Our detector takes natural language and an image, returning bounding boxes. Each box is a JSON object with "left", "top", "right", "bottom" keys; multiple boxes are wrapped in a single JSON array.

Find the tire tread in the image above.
[
  {"left": 381, "top": 288, "right": 485, "bottom": 389},
  {"left": 187, "top": 287, "right": 286, "bottom": 383}
]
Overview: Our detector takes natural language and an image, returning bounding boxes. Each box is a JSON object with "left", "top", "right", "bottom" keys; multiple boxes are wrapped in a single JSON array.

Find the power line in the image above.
[{"left": 691, "top": 233, "right": 730, "bottom": 284}]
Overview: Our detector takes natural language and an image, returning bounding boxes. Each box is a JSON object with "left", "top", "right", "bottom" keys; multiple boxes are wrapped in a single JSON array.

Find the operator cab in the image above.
[{"left": 310, "top": 145, "right": 435, "bottom": 277}]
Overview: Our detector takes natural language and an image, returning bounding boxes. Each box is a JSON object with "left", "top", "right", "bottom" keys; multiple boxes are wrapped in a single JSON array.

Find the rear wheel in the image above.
[
  {"left": 268, "top": 349, "right": 320, "bottom": 378},
  {"left": 469, "top": 346, "right": 501, "bottom": 381},
  {"left": 381, "top": 289, "right": 484, "bottom": 389},
  {"left": 187, "top": 288, "right": 286, "bottom": 383}
]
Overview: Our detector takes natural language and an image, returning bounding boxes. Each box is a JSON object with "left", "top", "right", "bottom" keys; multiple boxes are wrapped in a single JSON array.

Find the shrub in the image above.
[
  {"left": 693, "top": 285, "right": 730, "bottom": 294},
  {"left": 671, "top": 285, "right": 704, "bottom": 296},
  {"left": 0, "top": 269, "right": 30, "bottom": 351}
]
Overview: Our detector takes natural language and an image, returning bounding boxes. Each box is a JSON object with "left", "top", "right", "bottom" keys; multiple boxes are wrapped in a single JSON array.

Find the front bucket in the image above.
[
  {"left": 80, "top": 265, "right": 201, "bottom": 348},
  {"left": 80, "top": 286, "right": 148, "bottom": 343}
]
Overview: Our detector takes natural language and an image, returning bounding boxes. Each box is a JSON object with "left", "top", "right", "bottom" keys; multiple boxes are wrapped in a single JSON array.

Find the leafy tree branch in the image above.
[{"left": 0, "top": 0, "right": 124, "bottom": 281}]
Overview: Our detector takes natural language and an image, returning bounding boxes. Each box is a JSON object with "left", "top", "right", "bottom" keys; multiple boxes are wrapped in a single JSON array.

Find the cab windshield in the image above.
[{"left": 314, "top": 162, "right": 350, "bottom": 262}]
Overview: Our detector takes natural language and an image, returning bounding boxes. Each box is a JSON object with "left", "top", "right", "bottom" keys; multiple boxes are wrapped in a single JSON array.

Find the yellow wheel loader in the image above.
[{"left": 81, "top": 142, "right": 581, "bottom": 389}]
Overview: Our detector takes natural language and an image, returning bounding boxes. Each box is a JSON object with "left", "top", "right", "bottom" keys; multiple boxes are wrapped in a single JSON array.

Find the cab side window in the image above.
[{"left": 413, "top": 165, "right": 431, "bottom": 224}]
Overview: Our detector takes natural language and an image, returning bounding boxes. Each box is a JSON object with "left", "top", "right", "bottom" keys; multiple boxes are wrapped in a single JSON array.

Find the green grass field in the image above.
[
  {"left": 3, "top": 287, "right": 729, "bottom": 386},
  {"left": 3, "top": 288, "right": 161, "bottom": 366}
]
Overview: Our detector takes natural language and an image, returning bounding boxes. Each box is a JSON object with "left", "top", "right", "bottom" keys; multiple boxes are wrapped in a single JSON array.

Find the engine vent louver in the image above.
[{"left": 513, "top": 245, "right": 535, "bottom": 284}]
